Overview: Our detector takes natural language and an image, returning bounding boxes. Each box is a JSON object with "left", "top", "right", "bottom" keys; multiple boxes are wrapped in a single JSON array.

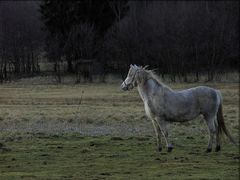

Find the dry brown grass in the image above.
[{"left": 0, "top": 80, "right": 238, "bottom": 139}]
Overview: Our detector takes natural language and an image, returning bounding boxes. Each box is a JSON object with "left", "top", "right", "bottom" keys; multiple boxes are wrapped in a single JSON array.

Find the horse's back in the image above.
[
  {"left": 173, "top": 86, "right": 220, "bottom": 118},
  {"left": 193, "top": 86, "right": 221, "bottom": 117},
  {"left": 193, "top": 86, "right": 219, "bottom": 101}
]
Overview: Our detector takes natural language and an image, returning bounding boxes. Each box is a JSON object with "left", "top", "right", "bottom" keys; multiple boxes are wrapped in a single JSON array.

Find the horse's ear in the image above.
[
  {"left": 130, "top": 64, "right": 133, "bottom": 67},
  {"left": 143, "top": 65, "right": 149, "bottom": 70}
]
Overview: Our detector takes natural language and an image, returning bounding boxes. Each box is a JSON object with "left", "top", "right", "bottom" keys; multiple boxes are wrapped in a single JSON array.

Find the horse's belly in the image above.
[
  {"left": 164, "top": 104, "right": 200, "bottom": 122},
  {"left": 165, "top": 114, "right": 199, "bottom": 122}
]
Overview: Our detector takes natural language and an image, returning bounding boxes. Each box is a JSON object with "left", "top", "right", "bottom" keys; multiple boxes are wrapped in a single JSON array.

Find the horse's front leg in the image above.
[
  {"left": 151, "top": 119, "right": 162, "bottom": 152},
  {"left": 156, "top": 118, "right": 173, "bottom": 152}
]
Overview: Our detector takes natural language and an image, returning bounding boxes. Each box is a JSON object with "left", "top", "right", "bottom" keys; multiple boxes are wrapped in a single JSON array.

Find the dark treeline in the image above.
[
  {"left": 0, "top": 1, "right": 239, "bottom": 83},
  {"left": 40, "top": 0, "right": 128, "bottom": 82},
  {"left": 112, "top": 1, "right": 239, "bottom": 82},
  {"left": 0, "top": 1, "right": 43, "bottom": 82}
]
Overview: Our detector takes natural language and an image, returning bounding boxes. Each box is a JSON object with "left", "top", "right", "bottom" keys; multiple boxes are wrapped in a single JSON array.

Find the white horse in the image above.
[{"left": 121, "top": 64, "right": 235, "bottom": 152}]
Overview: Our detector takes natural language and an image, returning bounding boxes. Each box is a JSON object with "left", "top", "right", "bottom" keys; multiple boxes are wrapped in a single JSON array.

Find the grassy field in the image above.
[{"left": 0, "top": 80, "right": 239, "bottom": 179}]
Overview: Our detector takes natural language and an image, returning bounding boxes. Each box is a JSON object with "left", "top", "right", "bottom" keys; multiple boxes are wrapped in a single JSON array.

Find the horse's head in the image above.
[{"left": 121, "top": 64, "right": 141, "bottom": 91}]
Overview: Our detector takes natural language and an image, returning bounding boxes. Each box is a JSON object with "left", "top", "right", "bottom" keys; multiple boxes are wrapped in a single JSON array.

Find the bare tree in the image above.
[
  {"left": 0, "top": 1, "right": 43, "bottom": 82},
  {"left": 104, "top": 1, "right": 239, "bottom": 82}
]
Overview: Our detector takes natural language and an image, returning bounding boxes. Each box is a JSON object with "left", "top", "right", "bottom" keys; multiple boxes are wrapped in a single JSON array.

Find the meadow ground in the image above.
[{"left": 0, "top": 78, "right": 239, "bottom": 179}]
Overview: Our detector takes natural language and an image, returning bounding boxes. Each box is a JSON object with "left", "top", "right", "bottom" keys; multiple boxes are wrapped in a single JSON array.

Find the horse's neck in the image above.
[{"left": 137, "top": 78, "right": 162, "bottom": 102}]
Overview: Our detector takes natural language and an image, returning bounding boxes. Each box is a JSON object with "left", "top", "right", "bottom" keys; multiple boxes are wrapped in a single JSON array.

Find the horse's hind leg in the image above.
[
  {"left": 151, "top": 119, "right": 162, "bottom": 152},
  {"left": 204, "top": 115, "right": 217, "bottom": 152},
  {"left": 214, "top": 119, "right": 221, "bottom": 152}
]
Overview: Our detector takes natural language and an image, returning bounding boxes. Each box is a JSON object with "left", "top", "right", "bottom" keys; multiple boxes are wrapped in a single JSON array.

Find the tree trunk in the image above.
[{"left": 67, "top": 59, "right": 73, "bottom": 73}]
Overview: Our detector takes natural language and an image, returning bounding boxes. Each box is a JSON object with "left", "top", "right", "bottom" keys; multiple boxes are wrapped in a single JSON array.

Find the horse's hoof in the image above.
[
  {"left": 215, "top": 145, "right": 221, "bottom": 152},
  {"left": 167, "top": 146, "right": 173, "bottom": 152},
  {"left": 158, "top": 146, "right": 162, "bottom": 152},
  {"left": 205, "top": 148, "right": 212, "bottom": 153}
]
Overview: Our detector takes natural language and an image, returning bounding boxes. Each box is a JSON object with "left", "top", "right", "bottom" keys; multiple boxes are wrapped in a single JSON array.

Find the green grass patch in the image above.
[{"left": 0, "top": 133, "right": 239, "bottom": 179}]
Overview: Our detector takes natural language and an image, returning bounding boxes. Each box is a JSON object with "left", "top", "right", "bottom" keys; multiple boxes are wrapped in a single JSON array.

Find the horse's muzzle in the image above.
[
  {"left": 121, "top": 86, "right": 128, "bottom": 91},
  {"left": 121, "top": 81, "right": 130, "bottom": 91},
  {"left": 121, "top": 84, "right": 128, "bottom": 91}
]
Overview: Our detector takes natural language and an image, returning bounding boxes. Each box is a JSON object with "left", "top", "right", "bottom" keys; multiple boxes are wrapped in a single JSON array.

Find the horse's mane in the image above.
[{"left": 140, "top": 67, "right": 173, "bottom": 91}]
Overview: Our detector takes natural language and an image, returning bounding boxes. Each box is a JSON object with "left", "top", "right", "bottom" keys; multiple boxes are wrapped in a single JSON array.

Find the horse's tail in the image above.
[{"left": 217, "top": 92, "right": 236, "bottom": 145}]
